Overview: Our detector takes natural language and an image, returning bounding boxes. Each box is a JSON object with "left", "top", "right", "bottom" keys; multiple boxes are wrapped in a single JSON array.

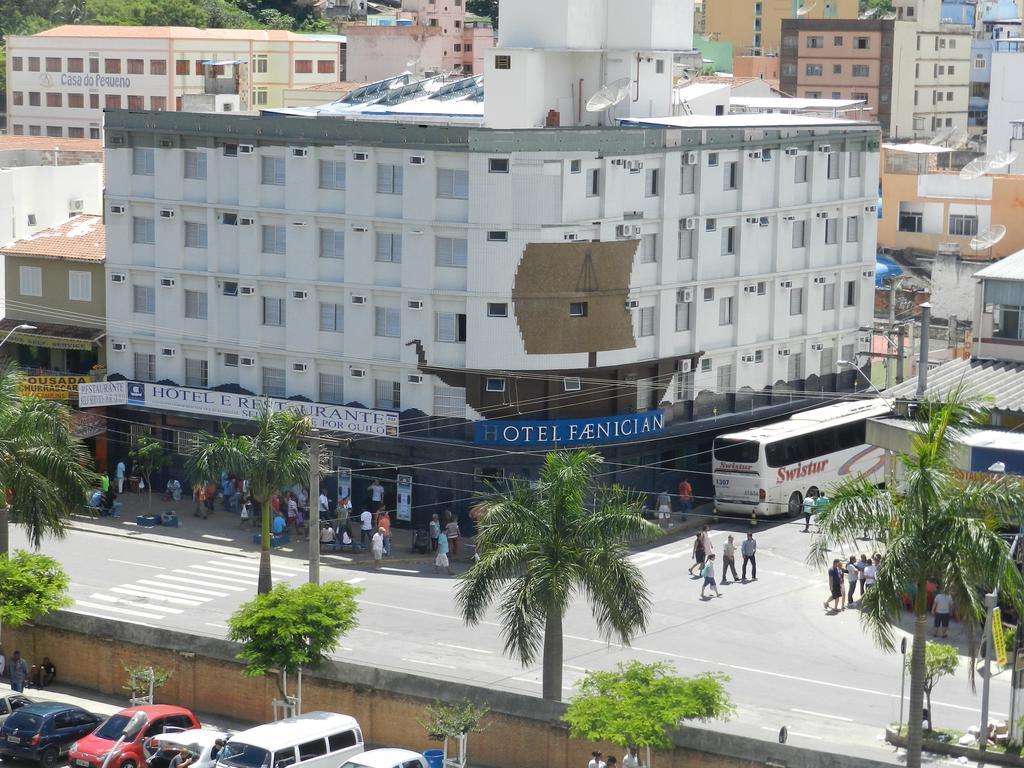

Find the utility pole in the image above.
[
  {"left": 308, "top": 430, "right": 322, "bottom": 585},
  {"left": 981, "top": 591, "right": 998, "bottom": 750},
  {"left": 916, "top": 303, "right": 931, "bottom": 400},
  {"left": 886, "top": 280, "right": 896, "bottom": 390},
  {"left": 896, "top": 323, "right": 906, "bottom": 384}
]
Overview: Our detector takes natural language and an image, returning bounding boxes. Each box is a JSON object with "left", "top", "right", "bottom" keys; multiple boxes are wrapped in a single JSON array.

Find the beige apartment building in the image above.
[{"left": 703, "top": 0, "right": 858, "bottom": 57}]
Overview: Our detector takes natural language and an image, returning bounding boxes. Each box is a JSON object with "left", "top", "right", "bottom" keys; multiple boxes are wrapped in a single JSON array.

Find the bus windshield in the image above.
[{"left": 713, "top": 438, "right": 759, "bottom": 465}]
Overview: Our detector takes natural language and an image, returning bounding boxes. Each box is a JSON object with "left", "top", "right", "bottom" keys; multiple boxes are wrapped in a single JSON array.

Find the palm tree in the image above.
[
  {"left": 810, "top": 393, "right": 1024, "bottom": 768},
  {"left": 187, "top": 403, "right": 310, "bottom": 594},
  {"left": 456, "top": 449, "right": 661, "bottom": 701},
  {"left": 0, "top": 363, "right": 98, "bottom": 555}
]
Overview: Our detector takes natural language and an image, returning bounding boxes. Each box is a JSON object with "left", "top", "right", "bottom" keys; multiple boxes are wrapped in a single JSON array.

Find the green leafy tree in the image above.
[
  {"left": 187, "top": 405, "right": 310, "bottom": 594},
  {"left": 227, "top": 581, "right": 361, "bottom": 700},
  {"left": 905, "top": 642, "right": 959, "bottom": 732},
  {"left": 456, "top": 449, "right": 661, "bottom": 701},
  {"left": 466, "top": 0, "right": 497, "bottom": 25},
  {"left": 0, "top": 551, "right": 71, "bottom": 640},
  {"left": 0, "top": 364, "right": 98, "bottom": 555},
  {"left": 810, "top": 392, "right": 1024, "bottom": 768},
  {"left": 420, "top": 701, "right": 489, "bottom": 767},
  {"left": 564, "top": 661, "right": 734, "bottom": 767},
  {"left": 129, "top": 433, "right": 168, "bottom": 510}
]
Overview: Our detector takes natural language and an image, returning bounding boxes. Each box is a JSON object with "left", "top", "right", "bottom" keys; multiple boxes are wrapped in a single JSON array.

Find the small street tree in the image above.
[
  {"left": 420, "top": 700, "right": 489, "bottom": 768},
  {"left": 129, "top": 433, "right": 167, "bottom": 510},
  {"left": 564, "top": 660, "right": 734, "bottom": 767},
  {"left": 906, "top": 642, "right": 959, "bottom": 732},
  {"left": 0, "top": 551, "right": 71, "bottom": 641},
  {"left": 227, "top": 581, "right": 361, "bottom": 710}
]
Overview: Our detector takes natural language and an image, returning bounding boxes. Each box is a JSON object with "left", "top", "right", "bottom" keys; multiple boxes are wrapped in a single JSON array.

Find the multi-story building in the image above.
[
  {"left": 987, "top": 39, "right": 1024, "bottom": 171},
  {"left": 702, "top": 0, "right": 858, "bottom": 59},
  {"left": 4, "top": 26, "right": 345, "bottom": 139},
  {"left": 967, "top": 0, "right": 1020, "bottom": 134},
  {"left": 344, "top": 1, "right": 493, "bottom": 82},
  {"left": 95, "top": 0, "right": 880, "bottom": 510}
]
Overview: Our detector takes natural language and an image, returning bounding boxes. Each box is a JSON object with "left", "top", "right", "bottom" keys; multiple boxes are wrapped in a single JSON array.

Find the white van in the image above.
[{"left": 216, "top": 712, "right": 363, "bottom": 768}]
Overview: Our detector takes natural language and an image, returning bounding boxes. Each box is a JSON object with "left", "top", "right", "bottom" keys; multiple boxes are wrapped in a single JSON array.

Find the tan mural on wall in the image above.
[{"left": 512, "top": 240, "right": 637, "bottom": 355}]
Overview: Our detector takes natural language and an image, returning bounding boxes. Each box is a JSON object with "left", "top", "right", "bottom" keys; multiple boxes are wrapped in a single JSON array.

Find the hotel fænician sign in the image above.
[
  {"left": 475, "top": 410, "right": 665, "bottom": 447},
  {"left": 79, "top": 381, "right": 399, "bottom": 437}
]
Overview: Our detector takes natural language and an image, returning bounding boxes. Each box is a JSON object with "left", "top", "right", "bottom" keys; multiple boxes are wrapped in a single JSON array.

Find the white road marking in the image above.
[
  {"left": 108, "top": 559, "right": 165, "bottom": 569},
  {"left": 511, "top": 677, "right": 574, "bottom": 691},
  {"left": 135, "top": 579, "right": 230, "bottom": 598},
  {"left": 159, "top": 574, "right": 247, "bottom": 592},
  {"left": 109, "top": 586, "right": 208, "bottom": 606},
  {"left": 351, "top": 627, "right": 389, "bottom": 635},
  {"left": 564, "top": 665, "right": 591, "bottom": 673},
  {"left": 791, "top": 708, "right": 853, "bottom": 722},
  {"left": 346, "top": 578, "right": 366, "bottom": 585},
  {"left": 183, "top": 566, "right": 259, "bottom": 584},
  {"left": 213, "top": 558, "right": 306, "bottom": 575},
  {"left": 77, "top": 598, "right": 181, "bottom": 617},
  {"left": 381, "top": 567, "right": 419, "bottom": 574},
  {"left": 322, "top": 554, "right": 353, "bottom": 562},
  {"left": 359, "top": 599, "right": 499, "bottom": 628},
  {"left": 437, "top": 643, "right": 492, "bottom": 655},
  {"left": 205, "top": 623, "right": 230, "bottom": 630},
  {"left": 402, "top": 658, "right": 456, "bottom": 670},
  {"left": 201, "top": 534, "right": 235, "bottom": 542}
]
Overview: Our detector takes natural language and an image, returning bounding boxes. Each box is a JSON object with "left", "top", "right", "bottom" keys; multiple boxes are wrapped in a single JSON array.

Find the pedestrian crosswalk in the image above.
[{"left": 72, "top": 556, "right": 307, "bottom": 624}]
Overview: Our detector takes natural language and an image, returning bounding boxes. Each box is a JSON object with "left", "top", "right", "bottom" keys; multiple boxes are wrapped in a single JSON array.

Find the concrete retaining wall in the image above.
[{"left": 6, "top": 611, "right": 895, "bottom": 768}]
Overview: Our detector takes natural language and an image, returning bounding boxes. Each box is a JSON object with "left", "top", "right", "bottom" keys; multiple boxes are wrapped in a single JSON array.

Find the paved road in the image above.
[{"left": 11, "top": 517, "right": 1005, "bottom": 764}]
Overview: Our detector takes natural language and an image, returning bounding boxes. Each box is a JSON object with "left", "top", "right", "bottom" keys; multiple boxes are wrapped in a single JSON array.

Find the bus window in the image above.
[
  {"left": 812, "top": 427, "right": 837, "bottom": 457},
  {"left": 836, "top": 422, "right": 864, "bottom": 451},
  {"left": 713, "top": 439, "right": 759, "bottom": 464}
]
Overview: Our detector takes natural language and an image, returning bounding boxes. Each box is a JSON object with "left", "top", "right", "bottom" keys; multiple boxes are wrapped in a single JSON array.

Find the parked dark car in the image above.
[{"left": 0, "top": 702, "right": 103, "bottom": 768}]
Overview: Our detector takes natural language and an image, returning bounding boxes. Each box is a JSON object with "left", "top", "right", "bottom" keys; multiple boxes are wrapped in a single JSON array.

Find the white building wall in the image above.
[{"left": 989, "top": 50, "right": 1024, "bottom": 160}]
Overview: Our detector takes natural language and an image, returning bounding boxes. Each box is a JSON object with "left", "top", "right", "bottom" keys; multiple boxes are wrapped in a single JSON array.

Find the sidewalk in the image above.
[{"left": 75, "top": 491, "right": 711, "bottom": 566}]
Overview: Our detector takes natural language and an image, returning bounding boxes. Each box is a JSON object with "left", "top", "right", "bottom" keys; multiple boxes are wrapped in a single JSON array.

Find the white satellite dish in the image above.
[
  {"left": 989, "top": 150, "right": 1018, "bottom": 170},
  {"left": 586, "top": 77, "right": 632, "bottom": 113},
  {"left": 947, "top": 127, "right": 970, "bottom": 149},
  {"left": 796, "top": 2, "right": 817, "bottom": 16},
  {"left": 928, "top": 126, "right": 954, "bottom": 145},
  {"left": 959, "top": 157, "right": 989, "bottom": 179},
  {"left": 970, "top": 224, "right": 1007, "bottom": 250}
]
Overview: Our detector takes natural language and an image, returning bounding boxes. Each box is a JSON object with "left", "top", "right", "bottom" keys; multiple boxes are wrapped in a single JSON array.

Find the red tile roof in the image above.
[
  {"left": 1, "top": 215, "right": 104, "bottom": 262},
  {"left": 0, "top": 136, "right": 102, "bottom": 153}
]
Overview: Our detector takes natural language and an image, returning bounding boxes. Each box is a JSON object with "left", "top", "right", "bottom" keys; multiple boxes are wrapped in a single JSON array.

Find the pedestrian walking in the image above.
[
  {"left": 587, "top": 752, "right": 606, "bottom": 768},
  {"left": 845, "top": 556, "right": 859, "bottom": 606},
  {"left": 193, "top": 483, "right": 207, "bottom": 518},
  {"left": 721, "top": 535, "right": 739, "bottom": 583},
  {"left": 622, "top": 747, "right": 640, "bottom": 768},
  {"left": 371, "top": 526, "right": 385, "bottom": 569},
  {"left": 429, "top": 513, "right": 441, "bottom": 553},
  {"left": 606, "top": 757, "right": 618, "bottom": 768},
  {"left": 678, "top": 477, "right": 693, "bottom": 516},
  {"left": 656, "top": 490, "right": 672, "bottom": 524},
  {"left": 699, "top": 524, "right": 714, "bottom": 556},
  {"left": 8, "top": 651, "right": 28, "bottom": 693},
  {"left": 802, "top": 492, "right": 816, "bottom": 532},
  {"left": 369, "top": 479, "right": 385, "bottom": 507},
  {"left": 434, "top": 525, "right": 454, "bottom": 575},
  {"left": 445, "top": 515, "right": 461, "bottom": 558},
  {"left": 863, "top": 555, "right": 877, "bottom": 590},
  {"left": 116, "top": 460, "right": 126, "bottom": 494},
  {"left": 932, "top": 586, "right": 952, "bottom": 637},
  {"left": 359, "top": 506, "right": 373, "bottom": 546},
  {"left": 700, "top": 554, "right": 721, "bottom": 599},
  {"left": 687, "top": 532, "right": 706, "bottom": 576},
  {"left": 825, "top": 559, "right": 844, "bottom": 611},
  {"left": 741, "top": 532, "right": 757, "bottom": 581},
  {"left": 318, "top": 490, "right": 329, "bottom": 519},
  {"left": 377, "top": 506, "right": 392, "bottom": 556},
  {"left": 814, "top": 491, "right": 830, "bottom": 522}
]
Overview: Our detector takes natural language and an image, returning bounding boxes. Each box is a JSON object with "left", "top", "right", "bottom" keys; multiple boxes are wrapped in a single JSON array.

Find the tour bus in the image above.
[{"left": 712, "top": 398, "right": 892, "bottom": 517}]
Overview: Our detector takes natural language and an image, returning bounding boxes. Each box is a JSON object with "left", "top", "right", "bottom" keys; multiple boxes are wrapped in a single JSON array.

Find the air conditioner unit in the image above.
[
  {"left": 350, "top": 367, "right": 366, "bottom": 378},
  {"left": 677, "top": 288, "right": 694, "bottom": 302},
  {"left": 782, "top": 214, "right": 796, "bottom": 222},
  {"left": 612, "top": 159, "right": 626, "bottom": 166},
  {"left": 684, "top": 217, "right": 697, "bottom": 230},
  {"left": 69, "top": 199, "right": 84, "bottom": 212},
  {"left": 292, "top": 362, "right": 309, "bottom": 372},
  {"left": 863, "top": 269, "right": 875, "bottom": 278},
  {"left": 626, "top": 299, "right": 640, "bottom": 309},
  {"left": 407, "top": 299, "right": 424, "bottom": 310},
  {"left": 239, "top": 285, "right": 256, "bottom": 295},
  {"left": 111, "top": 342, "right": 127, "bottom": 352},
  {"left": 238, "top": 144, "right": 255, "bottom": 154},
  {"left": 865, "top": 204, "right": 877, "bottom": 213},
  {"left": 109, "top": 136, "right": 125, "bottom": 146},
  {"left": 351, "top": 295, "right": 368, "bottom": 305},
  {"left": 748, "top": 150, "right": 762, "bottom": 159},
  {"left": 564, "top": 233, "right": 579, "bottom": 241},
  {"left": 409, "top": 155, "right": 426, "bottom": 165},
  {"left": 240, "top": 357, "right": 256, "bottom": 367},
  {"left": 811, "top": 343, "right": 824, "bottom": 351},
  {"left": 741, "top": 353, "right": 756, "bottom": 363},
  {"left": 291, "top": 148, "right": 309, "bottom": 158},
  {"left": 746, "top": 216, "right": 759, "bottom": 224},
  {"left": 679, "top": 359, "right": 692, "bottom": 373},
  {"left": 685, "top": 152, "right": 698, "bottom": 165},
  {"left": 627, "top": 160, "right": 645, "bottom": 171},
  {"left": 778, "top": 347, "right": 791, "bottom": 356},
  {"left": 816, "top": 211, "right": 829, "bottom": 219},
  {"left": 785, "top": 147, "right": 799, "bottom": 156},
  {"left": 159, "top": 138, "right": 174, "bottom": 148},
  {"left": 352, "top": 225, "right": 368, "bottom": 233},
  {"left": 818, "top": 144, "right": 832, "bottom": 153},
  {"left": 813, "top": 276, "right": 827, "bottom": 284},
  {"left": 759, "top": 217, "right": 770, "bottom": 227},
  {"left": 159, "top": 277, "right": 175, "bottom": 288},
  {"left": 110, "top": 273, "right": 127, "bottom": 283},
  {"left": 780, "top": 280, "right": 793, "bottom": 289},
  {"left": 407, "top": 374, "right": 424, "bottom": 383},
  {"left": 292, "top": 221, "right": 307, "bottom": 227},
  {"left": 352, "top": 151, "right": 369, "bottom": 161},
  {"left": 238, "top": 217, "right": 254, "bottom": 226},
  {"left": 292, "top": 290, "right": 309, "bottom": 300},
  {"left": 743, "top": 284, "right": 758, "bottom": 294},
  {"left": 159, "top": 209, "right": 175, "bottom": 219},
  {"left": 615, "top": 224, "right": 631, "bottom": 238},
  {"left": 860, "top": 335, "right": 871, "bottom": 343},
  {"left": 160, "top": 347, "right": 176, "bottom": 357},
  {"left": 110, "top": 205, "right": 126, "bottom": 214}
]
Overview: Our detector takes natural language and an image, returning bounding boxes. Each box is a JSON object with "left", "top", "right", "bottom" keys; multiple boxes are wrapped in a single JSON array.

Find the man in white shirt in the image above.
[
  {"left": 360, "top": 508, "right": 373, "bottom": 546},
  {"left": 370, "top": 479, "right": 384, "bottom": 505},
  {"left": 932, "top": 588, "right": 953, "bottom": 637},
  {"left": 319, "top": 491, "right": 329, "bottom": 514}
]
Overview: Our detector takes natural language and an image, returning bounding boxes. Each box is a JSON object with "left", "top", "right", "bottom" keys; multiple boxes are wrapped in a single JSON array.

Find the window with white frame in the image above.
[
  {"left": 262, "top": 366, "right": 286, "bottom": 397},
  {"left": 820, "top": 346, "right": 835, "bottom": 376},
  {"left": 586, "top": 168, "right": 600, "bottom": 197},
  {"left": 319, "top": 302, "right": 344, "bottom": 332},
  {"left": 848, "top": 150, "right": 861, "bottom": 178},
  {"left": 638, "top": 306, "right": 655, "bottom": 337},
  {"left": 846, "top": 216, "right": 859, "bottom": 242},
  {"left": 262, "top": 297, "right": 286, "bottom": 327},
  {"left": 375, "top": 307, "right": 400, "bottom": 337},
  {"left": 318, "top": 160, "right": 346, "bottom": 190},
  {"left": 825, "top": 217, "right": 839, "bottom": 244},
  {"left": 132, "top": 147, "right": 154, "bottom": 176},
  {"left": 724, "top": 161, "right": 738, "bottom": 190},
  {"left": 680, "top": 163, "right": 695, "bottom": 194},
  {"left": 435, "top": 312, "right": 467, "bottom": 342},
  {"left": 948, "top": 214, "right": 978, "bottom": 236},
  {"left": 437, "top": 168, "right": 469, "bottom": 199},
  {"left": 789, "top": 287, "right": 804, "bottom": 315},
  {"left": 261, "top": 224, "right": 286, "bottom": 255},
  {"left": 133, "top": 284, "right": 155, "bottom": 314},
  {"left": 794, "top": 155, "right": 808, "bottom": 183},
  {"left": 68, "top": 270, "right": 91, "bottom": 301},
  {"left": 319, "top": 228, "right": 345, "bottom": 259},
  {"left": 134, "top": 352, "right": 155, "bottom": 382},
  {"left": 319, "top": 372, "right": 344, "bottom": 404},
  {"left": 434, "top": 385, "right": 466, "bottom": 418},
  {"left": 678, "top": 228, "right": 693, "bottom": 260},
  {"left": 374, "top": 379, "right": 400, "bottom": 410},
  {"left": 717, "top": 363, "right": 735, "bottom": 392},
  {"left": 376, "top": 163, "right": 403, "bottom": 194},
  {"left": 645, "top": 168, "right": 659, "bottom": 196},
  {"left": 787, "top": 352, "right": 803, "bottom": 380},
  {"left": 133, "top": 216, "right": 155, "bottom": 244},
  {"left": 18, "top": 266, "right": 41, "bottom": 296},
  {"left": 261, "top": 156, "right": 285, "bottom": 186},
  {"left": 184, "top": 221, "right": 208, "bottom": 249},
  {"left": 184, "top": 150, "right": 207, "bottom": 180},
  {"left": 675, "top": 300, "right": 691, "bottom": 331},
  {"left": 376, "top": 232, "right": 402, "bottom": 263},
  {"left": 185, "top": 357, "right": 208, "bottom": 388},
  {"left": 844, "top": 280, "right": 856, "bottom": 307},
  {"left": 176, "top": 430, "right": 201, "bottom": 455},
  {"left": 487, "top": 302, "right": 507, "bottom": 317},
  {"left": 640, "top": 233, "right": 657, "bottom": 263},
  {"left": 719, "top": 296, "right": 733, "bottom": 325},
  {"left": 822, "top": 282, "right": 836, "bottom": 310},
  {"left": 184, "top": 289, "right": 208, "bottom": 320},
  {"left": 827, "top": 153, "right": 840, "bottom": 179},
  {"left": 721, "top": 226, "right": 736, "bottom": 255},
  {"left": 436, "top": 237, "right": 468, "bottom": 267},
  {"left": 792, "top": 219, "right": 806, "bottom": 248}
]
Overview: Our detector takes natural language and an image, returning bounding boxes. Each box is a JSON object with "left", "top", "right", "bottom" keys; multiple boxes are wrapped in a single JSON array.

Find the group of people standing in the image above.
[
  {"left": 688, "top": 526, "right": 758, "bottom": 599},
  {"left": 825, "top": 553, "right": 881, "bottom": 612}
]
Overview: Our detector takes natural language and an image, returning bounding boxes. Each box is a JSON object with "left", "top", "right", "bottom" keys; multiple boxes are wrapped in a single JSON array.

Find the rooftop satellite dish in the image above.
[
  {"left": 959, "top": 157, "right": 989, "bottom": 179},
  {"left": 971, "top": 224, "right": 1007, "bottom": 250},
  {"left": 796, "top": 2, "right": 817, "bottom": 16},
  {"left": 989, "top": 150, "right": 1018, "bottom": 170},
  {"left": 928, "top": 126, "right": 954, "bottom": 145},
  {"left": 947, "top": 127, "right": 970, "bottom": 149},
  {"left": 585, "top": 77, "right": 632, "bottom": 113}
]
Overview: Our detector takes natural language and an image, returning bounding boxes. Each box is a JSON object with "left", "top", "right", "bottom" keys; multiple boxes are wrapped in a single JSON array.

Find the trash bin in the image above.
[{"left": 422, "top": 749, "right": 444, "bottom": 768}]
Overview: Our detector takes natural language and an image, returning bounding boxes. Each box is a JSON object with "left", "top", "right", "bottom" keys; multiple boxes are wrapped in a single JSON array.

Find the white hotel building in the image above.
[
  {"left": 98, "top": 0, "right": 880, "bottom": 508},
  {"left": 4, "top": 26, "right": 344, "bottom": 139}
]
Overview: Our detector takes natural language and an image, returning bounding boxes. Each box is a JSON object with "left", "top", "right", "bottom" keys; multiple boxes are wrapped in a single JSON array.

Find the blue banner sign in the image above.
[{"left": 474, "top": 411, "right": 666, "bottom": 447}]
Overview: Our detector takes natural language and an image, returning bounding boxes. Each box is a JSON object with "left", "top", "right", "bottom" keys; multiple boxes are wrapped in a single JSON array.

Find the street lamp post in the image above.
[
  {"left": 0, "top": 324, "right": 36, "bottom": 349},
  {"left": 981, "top": 591, "right": 998, "bottom": 750}
]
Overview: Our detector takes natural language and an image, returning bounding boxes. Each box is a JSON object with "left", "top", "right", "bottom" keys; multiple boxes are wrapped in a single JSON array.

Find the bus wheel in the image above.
[{"left": 788, "top": 491, "right": 803, "bottom": 516}]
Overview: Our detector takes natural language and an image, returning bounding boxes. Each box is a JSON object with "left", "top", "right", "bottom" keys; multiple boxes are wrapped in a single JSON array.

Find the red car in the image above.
[{"left": 68, "top": 706, "right": 199, "bottom": 768}]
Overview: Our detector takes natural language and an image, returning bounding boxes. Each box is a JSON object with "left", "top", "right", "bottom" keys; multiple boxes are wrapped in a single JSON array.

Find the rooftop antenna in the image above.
[
  {"left": 796, "top": 2, "right": 817, "bottom": 16},
  {"left": 585, "top": 77, "right": 632, "bottom": 125},
  {"left": 928, "top": 126, "right": 954, "bottom": 145},
  {"left": 959, "top": 157, "right": 989, "bottom": 179},
  {"left": 970, "top": 224, "right": 1007, "bottom": 251}
]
